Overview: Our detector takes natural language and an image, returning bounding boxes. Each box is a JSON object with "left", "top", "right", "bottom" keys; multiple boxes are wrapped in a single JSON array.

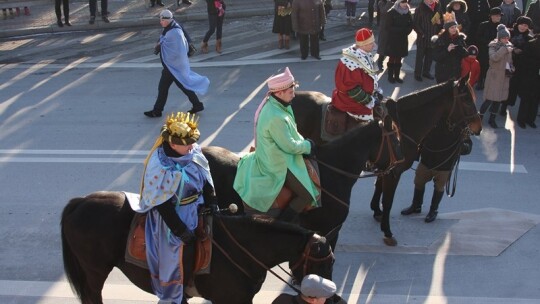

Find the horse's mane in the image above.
[
  {"left": 321, "top": 121, "right": 380, "bottom": 150},
  {"left": 396, "top": 80, "right": 454, "bottom": 112}
]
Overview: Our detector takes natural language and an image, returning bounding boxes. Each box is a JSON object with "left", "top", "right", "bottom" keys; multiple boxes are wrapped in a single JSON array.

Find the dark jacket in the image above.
[
  {"left": 476, "top": 19, "right": 499, "bottom": 68},
  {"left": 526, "top": 0, "right": 540, "bottom": 34},
  {"left": 206, "top": 0, "right": 226, "bottom": 15},
  {"left": 447, "top": 0, "right": 471, "bottom": 35},
  {"left": 465, "top": 0, "right": 490, "bottom": 23},
  {"left": 520, "top": 35, "right": 540, "bottom": 97},
  {"left": 291, "top": 0, "right": 326, "bottom": 34},
  {"left": 432, "top": 31, "right": 469, "bottom": 82},
  {"left": 385, "top": 6, "right": 414, "bottom": 57},
  {"left": 499, "top": 2, "right": 522, "bottom": 28},
  {"left": 413, "top": 0, "right": 443, "bottom": 48}
]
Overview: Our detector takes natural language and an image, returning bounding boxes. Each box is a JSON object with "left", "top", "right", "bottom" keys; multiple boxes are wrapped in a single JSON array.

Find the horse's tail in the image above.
[{"left": 61, "top": 197, "right": 90, "bottom": 302}]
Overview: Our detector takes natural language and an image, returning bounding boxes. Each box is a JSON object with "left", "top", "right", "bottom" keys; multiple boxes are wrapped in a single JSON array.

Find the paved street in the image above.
[{"left": 1, "top": 10, "right": 540, "bottom": 304}]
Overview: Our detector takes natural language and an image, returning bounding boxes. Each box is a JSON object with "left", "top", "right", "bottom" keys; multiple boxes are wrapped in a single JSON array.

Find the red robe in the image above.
[
  {"left": 461, "top": 57, "right": 481, "bottom": 87},
  {"left": 331, "top": 61, "right": 375, "bottom": 116}
]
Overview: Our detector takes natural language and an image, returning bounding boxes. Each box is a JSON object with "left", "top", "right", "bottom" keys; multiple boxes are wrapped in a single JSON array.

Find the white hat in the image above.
[
  {"left": 300, "top": 274, "right": 337, "bottom": 298},
  {"left": 159, "top": 9, "right": 173, "bottom": 19}
]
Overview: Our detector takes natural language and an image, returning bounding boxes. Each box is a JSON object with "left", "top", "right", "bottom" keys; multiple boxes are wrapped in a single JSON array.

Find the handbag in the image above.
[{"left": 505, "top": 62, "right": 515, "bottom": 78}]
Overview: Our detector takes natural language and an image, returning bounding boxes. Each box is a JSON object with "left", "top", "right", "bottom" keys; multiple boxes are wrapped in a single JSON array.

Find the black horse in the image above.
[
  {"left": 291, "top": 77, "right": 482, "bottom": 245},
  {"left": 61, "top": 191, "right": 335, "bottom": 304},
  {"left": 204, "top": 121, "right": 386, "bottom": 250}
]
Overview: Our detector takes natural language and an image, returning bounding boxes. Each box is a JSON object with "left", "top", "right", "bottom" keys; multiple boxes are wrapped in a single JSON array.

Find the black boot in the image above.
[
  {"left": 387, "top": 63, "right": 395, "bottom": 84},
  {"left": 401, "top": 188, "right": 424, "bottom": 215},
  {"left": 394, "top": 63, "right": 403, "bottom": 83},
  {"left": 376, "top": 57, "right": 384, "bottom": 71},
  {"left": 425, "top": 190, "right": 444, "bottom": 223},
  {"left": 488, "top": 114, "right": 498, "bottom": 129}
]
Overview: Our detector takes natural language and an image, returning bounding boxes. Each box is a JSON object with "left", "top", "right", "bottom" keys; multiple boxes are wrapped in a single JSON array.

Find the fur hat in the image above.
[
  {"left": 446, "top": 0, "right": 467, "bottom": 13},
  {"left": 489, "top": 7, "right": 503, "bottom": 16},
  {"left": 497, "top": 24, "right": 510, "bottom": 39},
  {"left": 267, "top": 67, "right": 298, "bottom": 92},
  {"left": 300, "top": 275, "right": 337, "bottom": 298},
  {"left": 443, "top": 11, "right": 458, "bottom": 31},
  {"left": 161, "top": 112, "right": 200, "bottom": 145},
  {"left": 467, "top": 45, "right": 478, "bottom": 56},
  {"left": 159, "top": 9, "right": 173, "bottom": 19},
  {"left": 515, "top": 16, "right": 533, "bottom": 28},
  {"left": 355, "top": 28, "right": 375, "bottom": 47}
]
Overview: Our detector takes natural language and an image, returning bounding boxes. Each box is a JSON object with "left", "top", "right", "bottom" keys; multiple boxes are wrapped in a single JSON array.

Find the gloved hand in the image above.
[
  {"left": 178, "top": 229, "right": 195, "bottom": 245},
  {"left": 154, "top": 43, "right": 161, "bottom": 55},
  {"left": 303, "top": 138, "right": 316, "bottom": 159},
  {"left": 374, "top": 91, "right": 384, "bottom": 104}
]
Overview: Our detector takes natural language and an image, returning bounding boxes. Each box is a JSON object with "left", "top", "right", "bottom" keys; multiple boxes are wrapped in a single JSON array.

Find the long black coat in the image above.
[
  {"left": 413, "top": 1, "right": 443, "bottom": 48},
  {"left": 520, "top": 36, "right": 540, "bottom": 98},
  {"left": 432, "top": 32, "right": 468, "bottom": 82},
  {"left": 476, "top": 20, "right": 499, "bottom": 71},
  {"left": 384, "top": 8, "right": 413, "bottom": 57}
]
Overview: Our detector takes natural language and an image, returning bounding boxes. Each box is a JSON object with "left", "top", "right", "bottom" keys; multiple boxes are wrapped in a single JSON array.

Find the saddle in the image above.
[
  {"left": 321, "top": 102, "right": 371, "bottom": 142},
  {"left": 125, "top": 212, "right": 213, "bottom": 274}
]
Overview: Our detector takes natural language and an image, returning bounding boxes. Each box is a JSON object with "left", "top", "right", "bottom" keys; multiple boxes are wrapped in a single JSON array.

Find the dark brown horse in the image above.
[
  {"left": 204, "top": 121, "right": 386, "bottom": 250},
  {"left": 291, "top": 76, "right": 482, "bottom": 245},
  {"left": 61, "top": 191, "right": 335, "bottom": 304}
]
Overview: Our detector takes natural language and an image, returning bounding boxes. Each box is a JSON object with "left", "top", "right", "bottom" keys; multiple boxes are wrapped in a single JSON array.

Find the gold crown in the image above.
[
  {"left": 162, "top": 112, "right": 200, "bottom": 145},
  {"left": 443, "top": 11, "right": 456, "bottom": 24}
]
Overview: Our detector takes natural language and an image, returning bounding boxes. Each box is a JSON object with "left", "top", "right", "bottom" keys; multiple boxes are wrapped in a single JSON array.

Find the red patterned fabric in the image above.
[{"left": 331, "top": 61, "right": 374, "bottom": 115}]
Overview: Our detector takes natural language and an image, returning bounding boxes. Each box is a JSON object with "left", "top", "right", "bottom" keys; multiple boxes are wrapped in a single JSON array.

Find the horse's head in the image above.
[
  {"left": 448, "top": 75, "right": 482, "bottom": 135},
  {"left": 289, "top": 233, "right": 335, "bottom": 284}
]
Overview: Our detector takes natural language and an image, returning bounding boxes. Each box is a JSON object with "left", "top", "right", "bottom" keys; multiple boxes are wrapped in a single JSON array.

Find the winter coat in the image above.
[
  {"left": 520, "top": 36, "right": 540, "bottom": 98},
  {"left": 205, "top": 0, "right": 226, "bottom": 15},
  {"left": 465, "top": 0, "right": 490, "bottom": 24},
  {"left": 476, "top": 20, "right": 499, "bottom": 70},
  {"left": 413, "top": 0, "right": 443, "bottom": 48},
  {"left": 499, "top": 2, "right": 522, "bottom": 28},
  {"left": 291, "top": 0, "right": 326, "bottom": 34},
  {"left": 385, "top": 5, "right": 413, "bottom": 57},
  {"left": 446, "top": 0, "right": 471, "bottom": 35},
  {"left": 432, "top": 32, "right": 469, "bottom": 82},
  {"left": 461, "top": 56, "right": 481, "bottom": 86},
  {"left": 525, "top": 0, "right": 540, "bottom": 34},
  {"left": 376, "top": 0, "right": 395, "bottom": 56},
  {"left": 233, "top": 96, "right": 319, "bottom": 212},
  {"left": 273, "top": 0, "right": 293, "bottom": 34},
  {"left": 483, "top": 39, "right": 513, "bottom": 101}
]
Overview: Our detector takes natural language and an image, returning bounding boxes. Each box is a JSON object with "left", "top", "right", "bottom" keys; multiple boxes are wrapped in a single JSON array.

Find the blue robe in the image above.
[
  {"left": 140, "top": 143, "right": 212, "bottom": 303},
  {"left": 161, "top": 21, "right": 209, "bottom": 95}
]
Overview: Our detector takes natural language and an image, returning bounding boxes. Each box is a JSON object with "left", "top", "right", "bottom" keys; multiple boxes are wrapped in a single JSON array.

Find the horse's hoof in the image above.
[
  {"left": 373, "top": 215, "right": 382, "bottom": 223},
  {"left": 383, "top": 236, "right": 397, "bottom": 246}
]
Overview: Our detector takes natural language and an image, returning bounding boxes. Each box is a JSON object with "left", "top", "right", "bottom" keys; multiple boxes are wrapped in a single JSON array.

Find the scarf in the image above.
[{"left": 393, "top": 1, "right": 410, "bottom": 14}]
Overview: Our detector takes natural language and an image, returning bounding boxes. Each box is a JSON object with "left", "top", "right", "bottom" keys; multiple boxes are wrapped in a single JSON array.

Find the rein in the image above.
[{"left": 212, "top": 217, "right": 332, "bottom": 294}]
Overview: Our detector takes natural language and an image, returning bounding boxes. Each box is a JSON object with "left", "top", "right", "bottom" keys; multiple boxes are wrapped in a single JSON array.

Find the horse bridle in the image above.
[
  {"left": 212, "top": 217, "right": 334, "bottom": 293},
  {"left": 446, "top": 83, "right": 479, "bottom": 131},
  {"left": 289, "top": 234, "right": 335, "bottom": 279}
]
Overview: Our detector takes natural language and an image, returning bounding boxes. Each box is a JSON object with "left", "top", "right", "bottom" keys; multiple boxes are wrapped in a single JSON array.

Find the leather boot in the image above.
[
  {"left": 284, "top": 36, "right": 290, "bottom": 49},
  {"left": 488, "top": 114, "right": 498, "bottom": 129},
  {"left": 387, "top": 63, "right": 395, "bottom": 84},
  {"left": 394, "top": 63, "right": 403, "bottom": 83},
  {"left": 200, "top": 41, "right": 208, "bottom": 54},
  {"left": 425, "top": 190, "right": 444, "bottom": 223},
  {"left": 401, "top": 188, "right": 424, "bottom": 215},
  {"left": 216, "top": 39, "right": 222, "bottom": 54}
]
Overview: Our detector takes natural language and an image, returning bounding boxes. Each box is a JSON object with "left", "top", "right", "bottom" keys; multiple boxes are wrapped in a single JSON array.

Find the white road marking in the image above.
[
  {"left": 0, "top": 279, "right": 538, "bottom": 304},
  {"left": 0, "top": 149, "right": 527, "bottom": 173}
]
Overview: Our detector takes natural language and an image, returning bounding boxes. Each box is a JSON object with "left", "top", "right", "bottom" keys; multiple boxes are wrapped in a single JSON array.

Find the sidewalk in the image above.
[{"left": 0, "top": 0, "right": 275, "bottom": 38}]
